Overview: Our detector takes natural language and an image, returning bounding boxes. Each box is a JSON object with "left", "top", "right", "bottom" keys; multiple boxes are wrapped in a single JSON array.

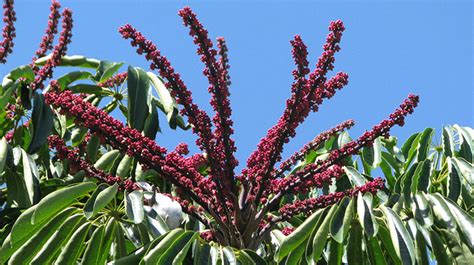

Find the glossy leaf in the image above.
[
  {"left": 277, "top": 209, "right": 323, "bottom": 261},
  {"left": 381, "top": 206, "right": 415, "bottom": 265},
  {"left": 127, "top": 66, "right": 151, "bottom": 131},
  {"left": 28, "top": 93, "right": 54, "bottom": 153}
]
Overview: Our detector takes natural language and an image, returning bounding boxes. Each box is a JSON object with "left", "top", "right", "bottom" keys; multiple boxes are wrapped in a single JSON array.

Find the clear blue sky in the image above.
[{"left": 2, "top": 0, "right": 472, "bottom": 169}]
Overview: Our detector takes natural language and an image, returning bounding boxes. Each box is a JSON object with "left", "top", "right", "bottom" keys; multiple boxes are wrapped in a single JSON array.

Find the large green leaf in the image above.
[
  {"left": 56, "top": 71, "right": 94, "bottom": 90},
  {"left": 85, "top": 183, "right": 118, "bottom": 219},
  {"left": 94, "top": 150, "right": 121, "bottom": 171},
  {"left": 55, "top": 222, "right": 91, "bottom": 264},
  {"left": 0, "top": 137, "right": 7, "bottom": 173},
  {"left": 81, "top": 225, "right": 105, "bottom": 265},
  {"left": 362, "top": 137, "right": 382, "bottom": 168},
  {"left": 95, "top": 60, "right": 124, "bottom": 82},
  {"left": 447, "top": 157, "right": 462, "bottom": 201},
  {"left": 7, "top": 208, "right": 76, "bottom": 265},
  {"left": 277, "top": 209, "right": 324, "bottom": 261},
  {"left": 380, "top": 206, "right": 415, "bottom": 265},
  {"left": 29, "top": 214, "right": 85, "bottom": 264},
  {"left": 309, "top": 205, "right": 337, "bottom": 263},
  {"left": 35, "top": 55, "right": 100, "bottom": 69},
  {"left": 127, "top": 66, "right": 151, "bottom": 131},
  {"left": 442, "top": 126, "right": 455, "bottom": 157},
  {"left": 28, "top": 93, "right": 54, "bottom": 154},
  {"left": 357, "top": 193, "right": 378, "bottom": 237},
  {"left": 125, "top": 190, "right": 145, "bottom": 224},
  {"left": 330, "top": 197, "right": 354, "bottom": 243},
  {"left": 3, "top": 181, "right": 96, "bottom": 250},
  {"left": 142, "top": 229, "right": 184, "bottom": 264}
]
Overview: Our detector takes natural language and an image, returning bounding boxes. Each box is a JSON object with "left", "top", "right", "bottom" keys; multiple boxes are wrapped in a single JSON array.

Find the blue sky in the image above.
[{"left": 2, "top": 0, "right": 472, "bottom": 168}]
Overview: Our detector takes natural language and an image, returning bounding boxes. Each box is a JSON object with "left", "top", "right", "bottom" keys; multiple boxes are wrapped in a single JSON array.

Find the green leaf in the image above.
[
  {"left": 21, "top": 148, "right": 39, "bottom": 206},
  {"left": 330, "top": 197, "right": 354, "bottom": 243},
  {"left": 35, "top": 55, "right": 100, "bottom": 69},
  {"left": 0, "top": 137, "right": 7, "bottom": 173},
  {"left": 84, "top": 183, "right": 109, "bottom": 219},
  {"left": 29, "top": 214, "right": 85, "bottom": 264},
  {"left": 378, "top": 226, "right": 402, "bottom": 265},
  {"left": 277, "top": 209, "right": 324, "bottom": 261},
  {"left": 357, "top": 193, "right": 378, "bottom": 237},
  {"left": 68, "top": 84, "right": 114, "bottom": 95},
  {"left": 125, "top": 190, "right": 144, "bottom": 224},
  {"left": 416, "top": 128, "right": 434, "bottom": 162},
  {"left": 7, "top": 208, "right": 76, "bottom": 265},
  {"left": 28, "top": 93, "right": 54, "bottom": 153},
  {"left": 380, "top": 206, "right": 415, "bottom": 265},
  {"left": 367, "top": 235, "right": 388, "bottom": 265},
  {"left": 310, "top": 205, "right": 337, "bottom": 262},
  {"left": 142, "top": 229, "right": 184, "bottom": 264},
  {"left": 91, "top": 184, "right": 118, "bottom": 219},
  {"left": 347, "top": 222, "right": 363, "bottom": 265},
  {"left": 147, "top": 72, "right": 178, "bottom": 128},
  {"left": 98, "top": 219, "right": 117, "bottom": 264},
  {"left": 343, "top": 166, "right": 365, "bottom": 186},
  {"left": 70, "top": 127, "right": 88, "bottom": 147},
  {"left": 437, "top": 229, "right": 474, "bottom": 264},
  {"left": 442, "top": 126, "right": 455, "bottom": 157},
  {"left": 127, "top": 66, "right": 151, "bottom": 131},
  {"left": 82, "top": 225, "right": 105, "bottom": 265},
  {"left": 94, "top": 150, "right": 121, "bottom": 171},
  {"left": 116, "top": 155, "right": 132, "bottom": 178},
  {"left": 412, "top": 192, "right": 433, "bottom": 228},
  {"left": 427, "top": 193, "right": 457, "bottom": 231},
  {"left": 362, "top": 137, "right": 382, "bottom": 168},
  {"left": 158, "top": 231, "right": 197, "bottom": 264},
  {"left": 441, "top": 196, "right": 474, "bottom": 251},
  {"left": 447, "top": 157, "right": 462, "bottom": 202},
  {"left": 55, "top": 222, "right": 91, "bottom": 264},
  {"left": 429, "top": 230, "right": 452, "bottom": 265},
  {"left": 86, "top": 135, "right": 101, "bottom": 162},
  {"left": 95, "top": 60, "right": 124, "bottom": 82},
  {"left": 57, "top": 71, "right": 93, "bottom": 90},
  {"left": 454, "top": 124, "right": 473, "bottom": 162},
  {"left": 401, "top": 133, "right": 419, "bottom": 159},
  {"left": 0, "top": 83, "right": 16, "bottom": 110},
  {"left": 412, "top": 160, "right": 431, "bottom": 193},
  {"left": 11, "top": 182, "right": 96, "bottom": 241},
  {"left": 326, "top": 239, "right": 343, "bottom": 265}
]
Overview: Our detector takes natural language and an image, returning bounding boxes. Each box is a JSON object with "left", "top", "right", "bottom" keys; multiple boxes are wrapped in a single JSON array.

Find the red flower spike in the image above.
[
  {"left": 277, "top": 94, "right": 419, "bottom": 195},
  {"left": 273, "top": 119, "right": 355, "bottom": 179},
  {"left": 118, "top": 24, "right": 216, "bottom": 171},
  {"left": 31, "top": 0, "right": 61, "bottom": 72},
  {"left": 178, "top": 7, "right": 238, "bottom": 197},
  {"left": 0, "top": 0, "right": 16, "bottom": 64},
  {"left": 45, "top": 81, "right": 220, "bottom": 216},
  {"left": 48, "top": 135, "right": 138, "bottom": 191},
  {"left": 31, "top": 8, "right": 73, "bottom": 90},
  {"left": 98, "top": 72, "right": 128, "bottom": 88}
]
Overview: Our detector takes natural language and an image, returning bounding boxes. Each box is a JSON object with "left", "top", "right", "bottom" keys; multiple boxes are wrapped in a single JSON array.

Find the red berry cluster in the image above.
[
  {"left": 30, "top": 0, "right": 61, "bottom": 73},
  {"left": 30, "top": 8, "right": 73, "bottom": 90},
  {"left": 0, "top": 0, "right": 16, "bottom": 63},
  {"left": 98, "top": 72, "right": 128, "bottom": 88}
]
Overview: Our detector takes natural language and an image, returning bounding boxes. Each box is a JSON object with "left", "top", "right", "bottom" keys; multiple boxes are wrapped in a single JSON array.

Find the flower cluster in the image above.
[
  {"left": 0, "top": 0, "right": 16, "bottom": 63},
  {"left": 179, "top": 7, "right": 238, "bottom": 198},
  {"left": 30, "top": 8, "right": 73, "bottom": 90},
  {"left": 45, "top": 81, "right": 220, "bottom": 222},
  {"left": 278, "top": 178, "right": 384, "bottom": 220},
  {"left": 274, "top": 119, "right": 355, "bottom": 178},
  {"left": 36, "top": 6, "right": 420, "bottom": 249},
  {"left": 31, "top": 0, "right": 61, "bottom": 72},
  {"left": 242, "top": 23, "right": 348, "bottom": 204},
  {"left": 113, "top": 7, "right": 420, "bottom": 248},
  {"left": 48, "top": 135, "right": 138, "bottom": 191},
  {"left": 98, "top": 72, "right": 128, "bottom": 88}
]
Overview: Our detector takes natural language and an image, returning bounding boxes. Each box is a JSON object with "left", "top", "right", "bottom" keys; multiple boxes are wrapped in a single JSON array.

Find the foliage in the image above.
[{"left": 0, "top": 0, "right": 472, "bottom": 264}]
